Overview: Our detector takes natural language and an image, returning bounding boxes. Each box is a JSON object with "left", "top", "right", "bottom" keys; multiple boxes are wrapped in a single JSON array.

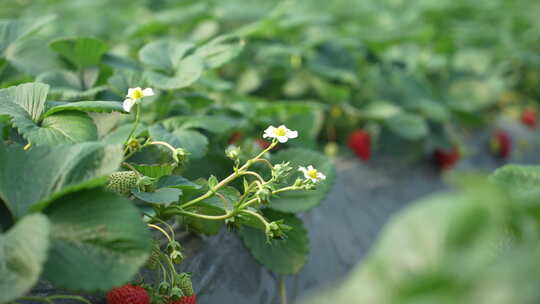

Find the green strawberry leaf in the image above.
[
  {"left": 490, "top": 165, "right": 540, "bottom": 204},
  {"left": 144, "top": 55, "right": 204, "bottom": 90},
  {"left": 158, "top": 175, "right": 201, "bottom": 190},
  {"left": 0, "top": 82, "right": 49, "bottom": 121},
  {"left": 37, "top": 69, "right": 107, "bottom": 99},
  {"left": 161, "top": 114, "right": 241, "bottom": 134},
  {"left": 268, "top": 148, "right": 335, "bottom": 213},
  {"left": 139, "top": 40, "right": 194, "bottom": 73},
  {"left": 149, "top": 125, "right": 208, "bottom": 159},
  {"left": 139, "top": 40, "right": 203, "bottom": 90},
  {"left": 194, "top": 34, "right": 244, "bottom": 68},
  {"left": 130, "top": 163, "right": 176, "bottom": 179},
  {"left": 0, "top": 16, "right": 55, "bottom": 55},
  {"left": 5, "top": 38, "right": 62, "bottom": 76},
  {"left": 0, "top": 142, "right": 123, "bottom": 219},
  {"left": 0, "top": 83, "right": 100, "bottom": 145},
  {"left": 43, "top": 189, "right": 152, "bottom": 291},
  {"left": 132, "top": 188, "right": 182, "bottom": 205},
  {"left": 384, "top": 113, "right": 428, "bottom": 140},
  {"left": 50, "top": 37, "right": 108, "bottom": 68},
  {"left": 43, "top": 101, "right": 125, "bottom": 118},
  {"left": 0, "top": 214, "right": 50, "bottom": 303},
  {"left": 33, "top": 111, "right": 98, "bottom": 145},
  {"left": 240, "top": 209, "right": 309, "bottom": 274}
]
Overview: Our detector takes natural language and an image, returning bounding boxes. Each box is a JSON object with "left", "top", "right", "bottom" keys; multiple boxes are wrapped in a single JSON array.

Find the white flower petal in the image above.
[
  {"left": 142, "top": 88, "right": 154, "bottom": 96},
  {"left": 286, "top": 130, "right": 298, "bottom": 138},
  {"left": 277, "top": 136, "right": 289, "bottom": 143},
  {"left": 318, "top": 172, "right": 326, "bottom": 180},
  {"left": 264, "top": 126, "right": 276, "bottom": 133},
  {"left": 123, "top": 98, "right": 135, "bottom": 112}
]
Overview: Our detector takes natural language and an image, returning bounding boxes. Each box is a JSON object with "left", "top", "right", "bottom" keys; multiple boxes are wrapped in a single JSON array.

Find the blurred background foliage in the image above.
[{"left": 2, "top": 0, "right": 540, "bottom": 157}]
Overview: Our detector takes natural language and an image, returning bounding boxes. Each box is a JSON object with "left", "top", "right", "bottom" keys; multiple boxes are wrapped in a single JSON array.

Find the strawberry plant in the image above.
[{"left": 1, "top": 0, "right": 540, "bottom": 303}]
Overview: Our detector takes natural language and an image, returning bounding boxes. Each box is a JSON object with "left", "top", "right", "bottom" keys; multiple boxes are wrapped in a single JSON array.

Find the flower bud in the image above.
[
  {"left": 158, "top": 282, "right": 170, "bottom": 294},
  {"left": 170, "top": 250, "right": 184, "bottom": 264},
  {"left": 166, "top": 240, "right": 182, "bottom": 254},
  {"left": 173, "top": 148, "right": 188, "bottom": 165},
  {"left": 225, "top": 145, "right": 240, "bottom": 160}
]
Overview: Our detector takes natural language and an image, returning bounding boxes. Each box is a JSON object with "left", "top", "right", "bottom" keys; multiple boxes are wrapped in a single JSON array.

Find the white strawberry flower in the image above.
[
  {"left": 123, "top": 87, "right": 154, "bottom": 112},
  {"left": 299, "top": 165, "right": 326, "bottom": 183},
  {"left": 263, "top": 125, "right": 298, "bottom": 143}
]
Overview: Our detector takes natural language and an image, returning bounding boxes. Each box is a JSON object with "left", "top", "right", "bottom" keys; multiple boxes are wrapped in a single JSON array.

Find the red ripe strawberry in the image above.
[
  {"left": 433, "top": 147, "right": 460, "bottom": 170},
  {"left": 106, "top": 284, "right": 149, "bottom": 304},
  {"left": 490, "top": 130, "right": 511, "bottom": 158},
  {"left": 228, "top": 131, "right": 243, "bottom": 145},
  {"left": 521, "top": 109, "right": 537, "bottom": 128},
  {"left": 348, "top": 130, "right": 371, "bottom": 161},
  {"left": 168, "top": 295, "right": 197, "bottom": 304}
]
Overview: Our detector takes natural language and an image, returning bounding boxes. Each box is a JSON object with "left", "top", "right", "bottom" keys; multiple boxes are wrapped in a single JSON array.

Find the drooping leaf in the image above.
[
  {"left": 240, "top": 209, "right": 309, "bottom": 274},
  {"left": 43, "top": 189, "right": 152, "bottom": 291},
  {"left": 268, "top": 148, "right": 335, "bottom": 212},
  {"left": 0, "top": 214, "right": 50, "bottom": 303},
  {"left": 50, "top": 37, "right": 108, "bottom": 68},
  {"left": 0, "top": 142, "right": 122, "bottom": 219}
]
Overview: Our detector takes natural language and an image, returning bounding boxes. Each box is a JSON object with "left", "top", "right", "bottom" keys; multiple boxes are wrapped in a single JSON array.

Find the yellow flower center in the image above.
[
  {"left": 131, "top": 89, "right": 144, "bottom": 100},
  {"left": 275, "top": 127, "right": 287, "bottom": 137},
  {"left": 307, "top": 169, "right": 318, "bottom": 179}
]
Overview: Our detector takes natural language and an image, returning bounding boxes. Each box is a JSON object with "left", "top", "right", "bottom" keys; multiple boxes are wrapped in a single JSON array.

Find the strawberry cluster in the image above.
[{"left": 107, "top": 274, "right": 196, "bottom": 304}]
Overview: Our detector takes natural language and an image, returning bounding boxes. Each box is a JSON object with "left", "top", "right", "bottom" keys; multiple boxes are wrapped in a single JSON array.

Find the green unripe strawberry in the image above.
[
  {"left": 176, "top": 273, "right": 194, "bottom": 296},
  {"left": 106, "top": 171, "right": 138, "bottom": 195},
  {"left": 170, "top": 287, "right": 184, "bottom": 301}
]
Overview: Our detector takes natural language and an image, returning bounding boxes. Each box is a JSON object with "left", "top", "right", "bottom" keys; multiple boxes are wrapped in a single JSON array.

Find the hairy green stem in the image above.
[
  {"left": 240, "top": 209, "right": 270, "bottom": 228},
  {"left": 180, "top": 140, "right": 277, "bottom": 209},
  {"left": 124, "top": 103, "right": 141, "bottom": 147},
  {"left": 175, "top": 208, "right": 234, "bottom": 221}
]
